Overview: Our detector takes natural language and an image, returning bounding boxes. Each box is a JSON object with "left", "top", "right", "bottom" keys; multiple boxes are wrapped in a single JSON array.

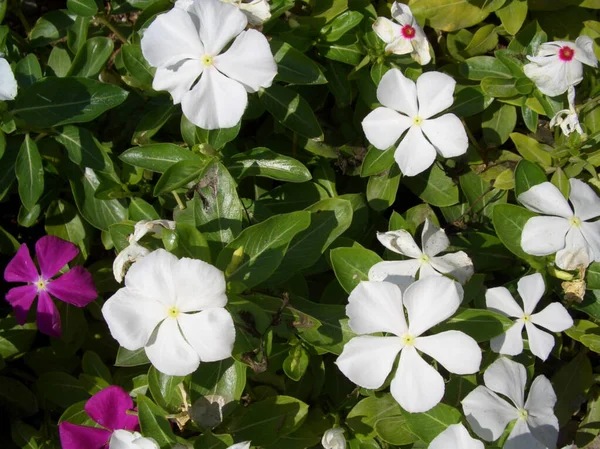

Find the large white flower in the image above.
[
  {"left": 428, "top": 424, "right": 483, "bottom": 449},
  {"left": 109, "top": 430, "right": 159, "bottom": 449},
  {"left": 321, "top": 428, "right": 346, "bottom": 449},
  {"left": 369, "top": 218, "right": 474, "bottom": 289},
  {"left": 362, "top": 69, "right": 468, "bottom": 176},
  {"left": 102, "top": 249, "right": 236, "bottom": 376},
  {"left": 141, "top": 0, "right": 277, "bottom": 130},
  {"left": 462, "top": 357, "right": 559, "bottom": 449},
  {"left": 336, "top": 277, "right": 481, "bottom": 413},
  {"left": 486, "top": 273, "right": 573, "bottom": 361},
  {"left": 550, "top": 86, "right": 583, "bottom": 136},
  {"left": 373, "top": 2, "right": 431, "bottom": 65},
  {"left": 0, "top": 57, "right": 17, "bottom": 101},
  {"left": 524, "top": 36, "right": 597, "bottom": 97},
  {"left": 519, "top": 179, "right": 600, "bottom": 270}
]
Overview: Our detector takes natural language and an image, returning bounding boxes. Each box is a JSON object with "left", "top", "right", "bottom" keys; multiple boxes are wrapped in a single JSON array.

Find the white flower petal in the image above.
[
  {"left": 141, "top": 8, "right": 204, "bottom": 68},
  {"left": 172, "top": 257, "right": 227, "bottom": 311},
  {"left": 191, "top": 0, "right": 247, "bottom": 54},
  {"left": 178, "top": 308, "right": 235, "bottom": 362},
  {"left": 404, "top": 276, "right": 462, "bottom": 337},
  {"left": 373, "top": 17, "right": 402, "bottom": 44},
  {"left": 428, "top": 423, "right": 484, "bottom": 449},
  {"left": 321, "top": 428, "right": 346, "bottom": 449},
  {"left": 490, "top": 321, "right": 525, "bottom": 356},
  {"left": 391, "top": 345, "right": 445, "bottom": 413},
  {"left": 429, "top": 252, "right": 474, "bottom": 284},
  {"left": 483, "top": 357, "right": 526, "bottom": 409},
  {"left": 346, "top": 281, "right": 408, "bottom": 336},
  {"left": 414, "top": 330, "right": 481, "bottom": 375},
  {"left": 113, "top": 243, "right": 150, "bottom": 283},
  {"left": 109, "top": 430, "right": 159, "bottom": 449},
  {"left": 524, "top": 56, "right": 574, "bottom": 97},
  {"left": 238, "top": 0, "right": 271, "bottom": 25},
  {"left": 131, "top": 219, "right": 176, "bottom": 243},
  {"left": 531, "top": 303, "right": 573, "bottom": 332},
  {"left": 518, "top": 182, "right": 574, "bottom": 218},
  {"left": 145, "top": 318, "right": 200, "bottom": 376},
  {"left": 102, "top": 288, "right": 166, "bottom": 350},
  {"left": 376, "top": 229, "right": 422, "bottom": 257},
  {"left": 362, "top": 107, "right": 412, "bottom": 150},
  {"left": 524, "top": 376, "right": 559, "bottom": 449},
  {"left": 385, "top": 38, "right": 413, "bottom": 56},
  {"left": 0, "top": 58, "right": 17, "bottom": 101},
  {"left": 521, "top": 216, "right": 570, "bottom": 256},
  {"left": 525, "top": 321, "right": 555, "bottom": 361},
  {"left": 416, "top": 72, "right": 456, "bottom": 119},
  {"left": 569, "top": 178, "right": 600, "bottom": 221},
  {"left": 336, "top": 335, "right": 403, "bottom": 389},
  {"left": 395, "top": 125, "right": 437, "bottom": 177},
  {"left": 421, "top": 219, "right": 449, "bottom": 257},
  {"left": 214, "top": 29, "right": 277, "bottom": 93},
  {"left": 418, "top": 261, "right": 440, "bottom": 279},
  {"left": 182, "top": 66, "right": 247, "bottom": 130},
  {"left": 152, "top": 60, "right": 204, "bottom": 104},
  {"left": 227, "top": 443, "right": 251, "bottom": 449},
  {"left": 486, "top": 286, "right": 524, "bottom": 318},
  {"left": 504, "top": 418, "right": 545, "bottom": 449},
  {"left": 580, "top": 220, "right": 600, "bottom": 262},
  {"left": 575, "top": 36, "right": 598, "bottom": 67},
  {"left": 421, "top": 114, "right": 468, "bottom": 158},
  {"left": 124, "top": 249, "right": 177, "bottom": 306},
  {"left": 462, "top": 386, "right": 519, "bottom": 442},
  {"left": 411, "top": 34, "right": 432, "bottom": 65},
  {"left": 517, "top": 273, "right": 545, "bottom": 315},
  {"left": 376, "top": 68, "right": 418, "bottom": 117},
  {"left": 555, "top": 227, "right": 591, "bottom": 270},
  {"left": 390, "top": 2, "right": 415, "bottom": 25},
  {"left": 368, "top": 260, "right": 420, "bottom": 290}
]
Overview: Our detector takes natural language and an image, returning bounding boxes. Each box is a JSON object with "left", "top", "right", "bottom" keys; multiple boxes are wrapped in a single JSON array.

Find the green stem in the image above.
[
  {"left": 96, "top": 16, "right": 128, "bottom": 44},
  {"left": 12, "top": 0, "right": 30, "bottom": 34},
  {"left": 172, "top": 191, "right": 185, "bottom": 210}
]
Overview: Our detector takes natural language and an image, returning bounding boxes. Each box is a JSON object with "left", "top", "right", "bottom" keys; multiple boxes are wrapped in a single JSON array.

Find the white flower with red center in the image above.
[
  {"left": 524, "top": 36, "right": 597, "bottom": 97},
  {"left": 372, "top": 2, "right": 431, "bottom": 65}
]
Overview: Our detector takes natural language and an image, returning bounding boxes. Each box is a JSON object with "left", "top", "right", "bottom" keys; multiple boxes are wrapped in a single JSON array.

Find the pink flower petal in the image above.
[
  {"left": 4, "top": 244, "right": 39, "bottom": 283},
  {"left": 5, "top": 285, "right": 38, "bottom": 325},
  {"left": 35, "top": 236, "right": 79, "bottom": 280},
  {"left": 84, "top": 386, "right": 139, "bottom": 432},
  {"left": 59, "top": 422, "right": 111, "bottom": 449},
  {"left": 36, "top": 290, "right": 61, "bottom": 337},
  {"left": 47, "top": 267, "right": 97, "bottom": 307}
]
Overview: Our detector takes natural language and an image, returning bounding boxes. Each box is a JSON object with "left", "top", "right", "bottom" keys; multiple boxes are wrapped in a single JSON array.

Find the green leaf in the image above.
[
  {"left": 15, "top": 135, "right": 44, "bottom": 211},
  {"left": 446, "top": 85, "right": 494, "bottom": 117},
  {"left": 411, "top": 0, "right": 506, "bottom": 31},
  {"left": 330, "top": 246, "right": 383, "bottom": 294},
  {"left": 35, "top": 372, "right": 89, "bottom": 409},
  {"left": 346, "top": 394, "right": 403, "bottom": 439},
  {"left": 0, "top": 318, "right": 37, "bottom": 360},
  {"left": 366, "top": 164, "right": 401, "bottom": 211},
  {"left": 0, "top": 376, "right": 38, "bottom": 417},
  {"left": 180, "top": 115, "right": 241, "bottom": 150},
  {"left": 550, "top": 167, "right": 569, "bottom": 199},
  {"left": 514, "top": 160, "right": 547, "bottom": 198},
  {"left": 11, "top": 420, "right": 41, "bottom": 449},
  {"left": 67, "top": 37, "right": 113, "bottom": 78},
  {"left": 283, "top": 345, "right": 310, "bottom": 381},
  {"left": 82, "top": 351, "right": 112, "bottom": 383},
  {"left": 48, "top": 46, "right": 72, "bottom": 77},
  {"left": 226, "top": 147, "right": 312, "bottom": 183},
  {"left": 162, "top": 223, "right": 211, "bottom": 263},
  {"left": 148, "top": 367, "right": 184, "bottom": 413},
  {"left": 481, "top": 77, "right": 521, "bottom": 98},
  {"left": 459, "top": 56, "right": 512, "bottom": 80},
  {"left": 55, "top": 125, "right": 113, "bottom": 172},
  {"left": 361, "top": 146, "right": 395, "bottom": 177},
  {"left": 0, "top": 137, "right": 18, "bottom": 202},
  {"left": 132, "top": 102, "right": 178, "bottom": 145},
  {"left": 375, "top": 416, "right": 419, "bottom": 446},
  {"left": 316, "top": 35, "right": 364, "bottom": 65},
  {"left": 510, "top": 132, "right": 553, "bottom": 168},
  {"left": 115, "top": 347, "right": 151, "bottom": 367},
  {"left": 492, "top": 204, "right": 544, "bottom": 266},
  {"left": 482, "top": 102, "right": 517, "bottom": 146},
  {"left": 552, "top": 351, "right": 594, "bottom": 427},
  {"left": 402, "top": 402, "right": 462, "bottom": 443},
  {"left": 15, "top": 54, "right": 42, "bottom": 89},
  {"left": 463, "top": 24, "right": 499, "bottom": 57},
  {"left": 404, "top": 164, "right": 460, "bottom": 207},
  {"left": 496, "top": 0, "right": 528, "bottom": 34},
  {"left": 449, "top": 232, "right": 513, "bottom": 272},
  {"left": 587, "top": 262, "right": 600, "bottom": 289},
  {"left": 29, "top": 10, "right": 75, "bottom": 47},
  {"left": 137, "top": 395, "right": 177, "bottom": 448},
  {"left": 120, "top": 143, "right": 203, "bottom": 173},
  {"left": 271, "top": 40, "right": 327, "bottom": 85},
  {"left": 459, "top": 170, "right": 507, "bottom": 218},
  {"left": 129, "top": 198, "right": 159, "bottom": 221},
  {"left": 190, "top": 359, "right": 246, "bottom": 403},
  {"left": 320, "top": 11, "right": 363, "bottom": 42},
  {"left": 45, "top": 200, "right": 86, "bottom": 244},
  {"left": 433, "top": 308, "right": 514, "bottom": 342},
  {"left": 14, "top": 77, "right": 128, "bottom": 128},
  {"left": 153, "top": 160, "right": 207, "bottom": 196},
  {"left": 67, "top": 0, "right": 98, "bottom": 16},
  {"left": 122, "top": 43, "right": 155, "bottom": 87}
]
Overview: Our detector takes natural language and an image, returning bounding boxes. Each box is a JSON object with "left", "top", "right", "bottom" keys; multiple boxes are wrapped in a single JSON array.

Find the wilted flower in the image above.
[
  {"left": 336, "top": 277, "right": 481, "bottom": 413},
  {"left": 519, "top": 179, "right": 600, "bottom": 270},
  {"left": 551, "top": 86, "right": 583, "bottom": 136},
  {"left": 4, "top": 236, "right": 97, "bottom": 337},
  {"left": 0, "top": 57, "right": 17, "bottom": 100},
  {"left": 141, "top": 0, "right": 277, "bottom": 130},
  {"left": 103, "top": 249, "right": 235, "bottom": 376},
  {"left": 428, "top": 424, "right": 483, "bottom": 449},
  {"left": 362, "top": 69, "right": 468, "bottom": 176},
  {"left": 369, "top": 218, "right": 474, "bottom": 289},
  {"left": 524, "top": 36, "right": 597, "bottom": 97},
  {"left": 322, "top": 428, "right": 346, "bottom": 449},
  {"left": 486, "top": 272, "right": 573, "bottom": 360},
  {"left": 222, "top": 0, "right": 270, "bottom": 25},
  {"left": 462, "top": 357, "right": 559, "bottom": 449},
  {"left": 373, "top": 2, "right": 431, "bottom": 65},
  {"left": 109, "top": 430, "right": 158, "bottom": 449}
]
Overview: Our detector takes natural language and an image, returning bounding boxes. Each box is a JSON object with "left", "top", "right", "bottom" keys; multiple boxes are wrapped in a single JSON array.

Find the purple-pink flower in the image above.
[
  {"left": 59, "top": 386, "right": 140, "bottom": 449},
  {"left": 4, "top": 235, "right": 97, "bottom": 337}
]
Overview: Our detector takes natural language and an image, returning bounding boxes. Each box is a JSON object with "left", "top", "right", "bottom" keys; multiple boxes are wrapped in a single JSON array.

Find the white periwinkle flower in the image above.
[
  {"left": 141, "top": 0, "right": 277, "bottom": 130},
  {"left": 362, "top": 69, "right": 468, "bottom": 176},
  {"left": 486, "top": 273, "right": 573, "bottom": 361},
  {"left": 322, "top": 428, "right": 346, "bottom": 449},
  {"left": 109, "top": 430, "right": 159, "bottom": 449},
  {"left": 372, "top": 2, "right": 431, "bottom": 65},
  {"left": 519, "top": 179, "right": 600, "bottom": 270},
  {"left": 369, "top": 218, "right": 474, "bottom": 289},
  {"left": 336, "top": 277, "right": 481, "bottom": 413},
  {"left": 428, "top": 424, "right": 483, "bottom": 449},
  {"left": 462, "top": 357, "right": 559, "bottom": 449},
  {"left": 551, "top": 86, "right": 583, "bottom": 136},
  {"left": 0, "top": 57, "right": 17, "bottom": 101},
  {"left": 103, "top": 249, "right": 236, "bottom": 376},
  {"left": 228, "top": 442, "right": 251, "bottom": 449},
  {"left": 524, "top": 36, "right": 597, "bottom": 97}
]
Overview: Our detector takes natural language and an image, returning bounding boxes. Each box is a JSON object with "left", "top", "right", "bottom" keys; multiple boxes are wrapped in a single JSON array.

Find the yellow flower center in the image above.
[
  {"left": 419, "top": 254, "right": 430, "bottom": 263},
  {"left": 167, "top": 306, "right": 180, "bottom": 319},
  {"left": 401, "top": 334, "right": 416, "bottom": 346},
  {"left": 413, "top": 116, "right": 423, "bottom": 126},
  {"left": 518, "top": 408, "right": 528, "bottom": 420},
  {"left": 569, "top": 216, "right": 582, "bottom": 227},
  {"left": 35, "top": 278, "right": 47, "bottom": 291},
  {"left": 202, "top": 55, "right": 214, "bottom": 66},
  {"left": 523, "top": 314, "right": 531, "bottom": 322}
]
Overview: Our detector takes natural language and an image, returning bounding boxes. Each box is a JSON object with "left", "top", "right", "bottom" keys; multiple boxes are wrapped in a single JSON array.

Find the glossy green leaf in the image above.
[
  {"left": 120, "top": 144, "right": 203, "bottom": 173},
  {"left": 153, "top": 160, "right": 207, "bottom": 196},
  {"left": 67, "top": 37, "right": 114, "bottom": 78},
  {"left": 226, "top": 147, "right": 311, "bottom": 183},
  {"left": 404, "top": 164, "right": 460, "bottom": 207},
  {"left": 271, "top": 40, "right": 327, "bottom": 85},
  {"left": 67, "top": 0, "right": 98, "bottom": 16},
  {"left": 330, "top": 246, "right": 383, "bottom": 294},
  {"left": 15, "top": 135, "right": 44, "bottom": 211}
]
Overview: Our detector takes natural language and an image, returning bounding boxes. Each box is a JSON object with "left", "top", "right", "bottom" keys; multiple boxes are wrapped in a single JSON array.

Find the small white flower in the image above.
[
  {"left": 141, "top": 0, "right": 277, "bottom": 130},
  {"left": 486, "top": 273, "right": 573, "bottom": 361},
  {"left": 103, "top": 249, "right": 236, "bottom": 376},
  {"left": 0, "top": 58, "right": 17, "bottom": 101},
  {"left": 550, "top": 86, "right": 583, "bottom": 136},
  {"left": 369, "top": 218, "right": 474, "bottom": 289},
  {"left": 336, "top": 277, "right": 481, "bottom": 413},
  {"left": 362, "top": 69, "right": 468, "bottom": 176},
  {"left": 428, "top": 424, "right": 483, "bottom": 449},
  {"left": 109, "top": 430, "right": 159, "bottom": 449},
  {"left": 524, "top": 36, "right": 597, "bottom": 97},
  {"left": 373, "top": 2, "right": 431, "bottom": 65},
  {"left": 322, "top": 428, "right": 346, "bottom": 449},
  {"left": 462, "top": 357, "right": 559, "bottom": 449},
  {"left": 519, "top": 179, "right": 600, "bottom": 270},
  {"left": 228, "top": 442, "right": 251, "bottom": 449}
]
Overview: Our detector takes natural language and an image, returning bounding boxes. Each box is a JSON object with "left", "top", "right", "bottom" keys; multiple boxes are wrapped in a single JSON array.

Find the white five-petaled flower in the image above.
[
  {"left": 462, "top": 357, "right": 559, "bottom": 449},
  {"left": 486, "top": 273, "right": 573, "bottom": 361},
  {"left": 336, "top": 277, "right": 481, "bottom": 413},
  {"left": 550, "top": 86, "right": 583, "bottom": 136},
  {"left": 524, "top": 36, "right": 597, "bottom": 97},
  {"left": 362, "top": 69, "right": 468, "bottom": 176},
  {"left": 428, "top": 424, "right": 483, "bottom": 449},
  {"left": 369, "top": 218, "right": 474, "bottom": 290},
  {"left": 102, "top": 249, "right": 236, "bottom": 376},
  {"left": 321, "top": 428, "right": 346, "bottom": 449},
  {"left": 372, "top": 2, "right": 431, "bottom": 65},
  {"left": 0, "top": 57, "right": 17, "bottom": 101},
  {"left": 109, "top": 430, "right": 159, "bottom": 449},
  {"left": 519, "top": 179, "right": 600, "bottom": 271},
  {"left": 141, "top": 0, "right": 277, "bottom": 130}
]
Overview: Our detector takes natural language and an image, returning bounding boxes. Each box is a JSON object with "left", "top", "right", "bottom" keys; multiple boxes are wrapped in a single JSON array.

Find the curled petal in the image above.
[
  {"left": 531, "top": 303, "right": 573, "bottom": 333},
  {"left": 483, "top": 357, "right": 526, "bottom": 409},
  {"left": 238, "top": 0, "right": 271, "bottom": 25},
  {"left": 462, "top": 386, "right": 518, "bottom": 441},
  {"left": 113, "top": 243, "right": 150, "bottom": 284},
  {"left": 376, "top": 68, "right": 418, "bottom": 117},
  {"left": 373, "top": 17, "right": 402, "bottom": 44},
  {"left": 568, "top": 178, "right": 600, "bottom": 221},
  {"left": 517, "top": 272, "right": 545, "bottom": 315},
  {"left": 46, "top": 267, "right": 97, "bottom": 307},
  {"left": 35, "top": 236, "right": 79, "bottom": 280},
  {"left": 177, "top": 308, "right": 235, "bottom": 362},
  {"left": 490, "top": 320, "right": 525, "bottom": 356},
  {"left": 37, "top": 290, "right": 61, "bottom": 337},
  {"left": 191, "top": 0, "right": 247, "bottom": 55},
  {"left": 385, "top": 37, "right": 413, "bottom": 56},
  {"left": 321, "top": 428, "right": 345, "bottom": 449},
  {"left": 414, "top": 330, "right": 481, "bottom": 375},
  {"left": 525, "top": 322, "right": 555, "bottom": 361},
  {"left": 395, "top": 126, "right": 437, "bottom": 177},
  {"left": 416, "top": 72, "right": 456, "bottom": 119},
  {"left": 5, "top": 285, "right": 38, "bottom": 325},
  {"left": 421, "top": 114, "right": 468, "bottom": 158},
  {"left": 429, "top": 252, "right": 474, "bottom": 284},
  {"left": 58, "top": 422, "right": 111, "bottom": 449},
  {"left": 172, "top": 257, "right": 227, "bottom": 312},
  {"left": 4, "top": 244, "right": 39, "bottom": 283},
  {"left": 228, "top": 443, "right": 251, "bottom": 449},
  {"left": 411, "top": 33, "right": 432, "bottom": 65},
  {"left": 420, "top": 219, "right": 449, "bottom": 257},
  {"left": 518, "top": 182, "right": 574, "bottom": 218},
  {"left": 521, "top": 216, "right": 570, "bottom": 256},
  {"left": 362, "top": 107, "right": 412, "bottom": 150},
  {"left": 428, "top": 423, "right": 484, "bottom": 449},
  {"left": 575, "top": 36, "right": 598, "bottom": 68},
  {"left": 555, "top": 227, "right": 591, "bottom": 270},
  {"left": 524, "top": 56, "right": 577, "bottom": 97},
  {"left": 145, "top": 319, "right": 200, "bottom": 376},
  {"left": 368, "top": 260, "right": 419, "bottom": 290},
  {"left": 486, "top": 286, "right": 523, "bottom": 318},
  {"left": 0, "top": 58, "right": 17, "bottom": 101},
  {"left": 85, "top": 386, "right": 138, "bottom": 432},
  {"left": 376, "top": 229, "right": 422, "bottom": 257}
]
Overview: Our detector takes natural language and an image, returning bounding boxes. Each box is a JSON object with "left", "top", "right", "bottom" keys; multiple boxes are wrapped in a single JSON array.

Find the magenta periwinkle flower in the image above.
[
  {"left": 4, "top": 235, "right": 97, "bottom": 337},
  {"left": 59, "top": 386, "right": 139, "bottom": 449}
]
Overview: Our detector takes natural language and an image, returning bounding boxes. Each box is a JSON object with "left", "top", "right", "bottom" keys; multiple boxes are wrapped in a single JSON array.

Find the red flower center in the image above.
[
  {"left": 401, "top": 24, "right": 416, "bottom": 39},
  {"left": 559, "top": 46, "right": 575, "bottom": 62}
]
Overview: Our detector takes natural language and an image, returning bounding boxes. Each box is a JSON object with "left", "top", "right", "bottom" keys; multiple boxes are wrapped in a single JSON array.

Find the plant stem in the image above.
[{"left": 172, "top": 191, "right": 185, "bottom": 210}]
